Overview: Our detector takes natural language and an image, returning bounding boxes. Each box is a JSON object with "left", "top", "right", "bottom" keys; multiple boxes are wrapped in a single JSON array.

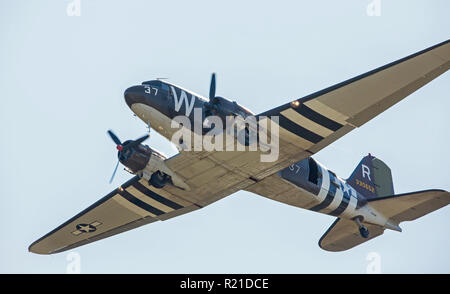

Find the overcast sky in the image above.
[{"left": 1, "top": 0, "right": 449, "bottom": 273}]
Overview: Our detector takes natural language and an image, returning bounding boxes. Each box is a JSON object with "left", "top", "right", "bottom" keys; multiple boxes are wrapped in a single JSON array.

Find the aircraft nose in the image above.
[{"left": 124, "top": 85, "right": 146, "bottom": 108}]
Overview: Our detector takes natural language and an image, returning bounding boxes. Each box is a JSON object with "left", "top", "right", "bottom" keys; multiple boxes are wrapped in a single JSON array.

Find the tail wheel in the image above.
[
  {"left": 359, "top": 226, "right": 370, "bottom": 239},
  {"left": 355, "top": 217, "right": 370, "bottom": 239},
  {"left": 149, "top": 171, "right": 169, "bottom": 188}
]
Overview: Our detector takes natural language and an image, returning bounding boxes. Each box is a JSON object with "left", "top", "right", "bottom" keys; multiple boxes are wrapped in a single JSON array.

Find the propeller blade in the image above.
[
  {"left": 109, "top": 160, "right": 120, "bottom": 183},
  {"left": 135, "top": 133, "right": 150, "bottom": 144},
  {"left": 123, "top": 134, "right": 149, "bottom": 150},
  {"left": 107, "top": 130, "right": 122, "bottom": 146},
  {"left": 209, "top": 72, "right": 216, "bottom": 99}
]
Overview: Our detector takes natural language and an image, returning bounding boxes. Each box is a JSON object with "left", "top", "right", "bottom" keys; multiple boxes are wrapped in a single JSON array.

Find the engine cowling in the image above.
[
  {"left": 119, "top": 142, "right": 190, "bottom": 191},
  {"left": 119, "top": 142, "right": 166, "bottom": 173},
  {"left": 204, "top": 96, "right": 253, "bottom": 120}
]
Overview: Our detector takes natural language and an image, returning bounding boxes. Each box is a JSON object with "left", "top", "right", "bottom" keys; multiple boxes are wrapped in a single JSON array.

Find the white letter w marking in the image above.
[{"left": 171, "top": 86, "right": 195, "bottom": 116}]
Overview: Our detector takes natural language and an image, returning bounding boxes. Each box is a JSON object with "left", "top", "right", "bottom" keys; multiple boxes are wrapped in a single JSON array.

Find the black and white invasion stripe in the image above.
[{"left": 310, "top": 164, "right": 357, "bottom": 217}]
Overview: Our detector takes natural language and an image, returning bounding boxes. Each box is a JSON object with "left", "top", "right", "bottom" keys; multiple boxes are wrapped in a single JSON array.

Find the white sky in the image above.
[{"left": 1, "top": 0, "right": 449, "bottom": 273}]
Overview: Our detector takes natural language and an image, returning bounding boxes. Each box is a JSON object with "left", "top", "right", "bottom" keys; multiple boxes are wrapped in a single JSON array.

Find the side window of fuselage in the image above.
[
  {"left": 160, "top": 83, "right": 170, "bottom": 101},
  {"left": 329, "top": 171, "right": 340, "bottom": 188},
  {"left": 308, "top": 158, "right": 319, "bottom": 185}
]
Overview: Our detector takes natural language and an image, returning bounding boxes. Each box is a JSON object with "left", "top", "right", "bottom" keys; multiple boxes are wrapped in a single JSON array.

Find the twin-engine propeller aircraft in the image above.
[{"left": 29, "top": 40, "right": 450, "bottom": 254}]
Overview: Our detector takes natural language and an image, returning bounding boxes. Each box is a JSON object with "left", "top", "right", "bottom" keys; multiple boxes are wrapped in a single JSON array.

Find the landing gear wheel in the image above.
[
  {"left": 149, "top": 171, "right": 169, "bottom": 189},
  {"left": 359, "top": 226, "right": 370, "bottom": 239},
  {"left": 355, "top": 217, "right": 370, "bottom": 239}
]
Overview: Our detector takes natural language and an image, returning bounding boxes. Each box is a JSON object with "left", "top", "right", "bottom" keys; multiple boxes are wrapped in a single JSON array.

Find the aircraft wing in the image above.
[
  {"left": 29, "top": 148, "right": 260, "bottom": 254},
  {"left": 29, "top": 176, "right": 200, "bottom": 254},
  {"left": 242, "top": 39, "right": 450, "bottom": 205},
  {"left": 29, "top": 142, "right": 263, "bottom": 254},
  {"left": 258, "top": 39, "right": 450, "bottom": 159}
]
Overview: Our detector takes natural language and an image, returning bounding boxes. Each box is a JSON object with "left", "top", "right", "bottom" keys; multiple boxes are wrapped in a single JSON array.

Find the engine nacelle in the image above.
[{"left": 119, "top": 143, "right": 190, "bottom": 191}]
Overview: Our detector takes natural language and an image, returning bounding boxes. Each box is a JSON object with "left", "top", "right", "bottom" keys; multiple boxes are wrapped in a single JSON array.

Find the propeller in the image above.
[
  {"left": 209, "top": 72, "right": 216, "bottom": 99},
  {"left": 205, "top": 73, "right": 220, "bottom": 116},
  {"left": 107, "top": 130, "right": 122, "bottom": 146},
  {"left": 205, "top": 72, "right": 238, "bottom": 118},
  {"left": 109, "top": 160, "right": 120, "bottom": 184},
  {"left": 107, "top": 130, "right": 149, "bottom": 183}
]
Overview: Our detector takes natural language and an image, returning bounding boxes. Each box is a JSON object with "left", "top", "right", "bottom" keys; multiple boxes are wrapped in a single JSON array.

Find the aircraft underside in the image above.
[{"left": 29, "top": 39, "right": 450, "bottom": 254}]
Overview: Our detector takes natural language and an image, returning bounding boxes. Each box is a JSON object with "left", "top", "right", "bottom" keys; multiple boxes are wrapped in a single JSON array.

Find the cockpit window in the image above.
[
  {"left": 161, "top": 83, "right": 169, "bottom": 91},
  {"left": 142, "top": 80, "right": 161, "bottom": 87},
  {"left": 308, "top": 157, "right": 319, "bottom": 185},
  {"left": 142, "top": 80, "right": 170, "bottom": 92}
]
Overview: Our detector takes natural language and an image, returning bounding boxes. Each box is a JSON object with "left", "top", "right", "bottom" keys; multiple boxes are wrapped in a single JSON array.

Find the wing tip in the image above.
[
  {"left": 318, "top": 218, "right": 344, "bottom": 252},
  {"left": 318, "top": 242, "right": 348, "bottom": 252},
  {"left": 28, "top": 243, "right": 50, "bottom": 255},
  {"left": 28, "top": 239, "right": 62, "bottom": 255}
]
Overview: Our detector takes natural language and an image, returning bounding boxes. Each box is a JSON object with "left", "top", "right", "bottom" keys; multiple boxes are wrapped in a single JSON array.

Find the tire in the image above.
[
  {"left": 359, "top": 227, "right": 370, "bottom": 239},
  {"left": 149, "top": 171, "right": 169, "bottom": 188}
]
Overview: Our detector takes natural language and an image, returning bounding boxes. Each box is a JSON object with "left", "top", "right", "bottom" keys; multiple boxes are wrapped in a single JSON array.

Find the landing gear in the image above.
[
  {"left": 149, "top": 171, "right": 170, "bottom": 189},
  {"left": 359, "top": 226, "right": 370, "bottom": 239},
  {"left": 355, "top": 217, "right": 370, "bottom": 239}
]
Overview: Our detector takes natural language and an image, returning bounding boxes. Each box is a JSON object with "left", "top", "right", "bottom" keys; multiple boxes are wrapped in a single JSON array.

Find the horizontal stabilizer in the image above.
[
  {"left": 367, "top": 189, "right": 450, "bottom": 223},
  {"left": 319, "top": 189, "right": 449, "bottom": 252},
  {"left": 319, "top": 218, "right": 385, "bottom": 252}
]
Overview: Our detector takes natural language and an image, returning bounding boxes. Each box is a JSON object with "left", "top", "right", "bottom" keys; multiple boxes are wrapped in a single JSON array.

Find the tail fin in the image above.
[{"left": 347, "top": 154, "right": 394, "bottom": 199}]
